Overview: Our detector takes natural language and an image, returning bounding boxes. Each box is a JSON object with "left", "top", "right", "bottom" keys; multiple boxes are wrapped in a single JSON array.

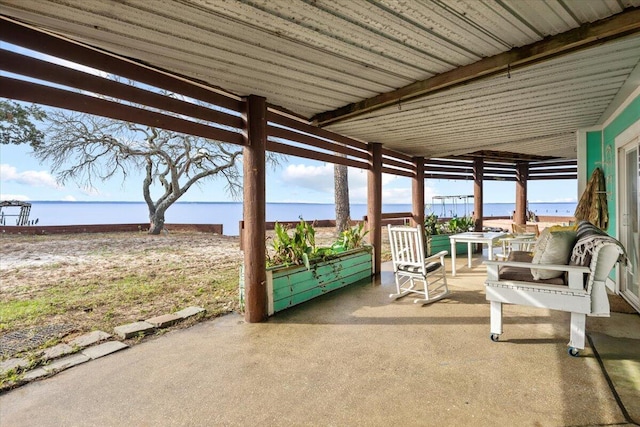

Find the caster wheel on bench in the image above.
[
  {"left": 490, "top": 333, "right": 500, "bottom": 342},
  {"left": 568, "top": 347, "right": 580, "bottom": 357}
]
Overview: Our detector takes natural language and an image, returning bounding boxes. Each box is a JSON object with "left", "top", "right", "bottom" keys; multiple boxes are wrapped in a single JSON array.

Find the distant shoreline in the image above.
[{"left": 18, "top": 200, "right": 576, "bottom": 205}]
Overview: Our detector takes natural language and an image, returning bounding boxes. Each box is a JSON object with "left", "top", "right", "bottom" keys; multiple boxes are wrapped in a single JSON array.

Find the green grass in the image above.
[
  {"left": 1, "top": 265, "right": 240, "bottom": 334},
  {"left": 0, "top": 299, "right": 55, "bottom": 330}
]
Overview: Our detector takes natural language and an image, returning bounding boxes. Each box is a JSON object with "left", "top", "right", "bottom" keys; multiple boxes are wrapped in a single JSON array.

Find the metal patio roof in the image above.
[{"left": 1, "top": 0, "right": 639, "bottom": 160}]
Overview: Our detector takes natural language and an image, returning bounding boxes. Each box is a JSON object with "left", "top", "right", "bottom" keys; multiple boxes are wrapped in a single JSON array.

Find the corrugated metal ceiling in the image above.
[{"left": 1, "top": 0, "right": 639, "bottom": 160}]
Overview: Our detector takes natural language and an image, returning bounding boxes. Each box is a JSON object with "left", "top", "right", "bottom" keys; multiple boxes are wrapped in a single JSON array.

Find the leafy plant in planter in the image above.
[
  {"left": 266, "top": 218, "right": 370, "bottom": 268},
  {"left": 268, "top": 219, "right": 316, "bottom": 268},
  {"left": 249, "top": 218, "right": 372, "bottom": 315},
  {"left": 443, "top": 215, "right": 475, "bottom": 234},
  {"left": 424, "top": 213, "right": 474, "bottom": 235},
  {"left": 334, "top": 222, "right": 370, "bottom": 252},
  {"left": 424, "top": 212, "right": 442, "bottom": 236},
  {"left": 424, "top": 213, "right": 475, "bottom": 255}
]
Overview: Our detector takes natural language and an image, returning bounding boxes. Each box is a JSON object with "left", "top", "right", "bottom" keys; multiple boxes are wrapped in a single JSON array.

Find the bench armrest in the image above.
[{"left": 484, "top": 260, "right": 591, "bottom": 290}]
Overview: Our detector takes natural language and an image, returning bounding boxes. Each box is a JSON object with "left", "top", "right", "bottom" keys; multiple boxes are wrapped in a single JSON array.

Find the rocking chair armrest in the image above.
[{"left": 425, "top": 250, "right": 448, "bottom": 263}]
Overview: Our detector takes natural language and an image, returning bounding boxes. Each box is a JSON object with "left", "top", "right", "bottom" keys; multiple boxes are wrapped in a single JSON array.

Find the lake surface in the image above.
[{"left": 1, "top": 201, "right": 577, "bottom": 236}]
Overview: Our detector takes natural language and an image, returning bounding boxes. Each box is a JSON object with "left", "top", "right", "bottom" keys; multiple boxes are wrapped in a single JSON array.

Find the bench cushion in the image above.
[
  {"left": 498, "top": 251, "right": 566, "bottom": 285},
  {"left": 530, "top": 229, "right": 577, "bottom": 280}
]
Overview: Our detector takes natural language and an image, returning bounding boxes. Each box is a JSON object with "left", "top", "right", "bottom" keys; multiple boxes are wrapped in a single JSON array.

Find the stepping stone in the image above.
[
  {"left": 146, "top": 313, "right": 181, "bottom": 328},
  {"left": 69, "top": 331, "right": 111, "bottom": 348},
  {"left": 42, "top": 343, "right": 74, "bottom": 360},
  {"left": 82, "top": 341, "right": 128, "bottom": 360},
  {"left": 0, "top": 357, "right": 29, "bottom": 373},
  {"left": 42, "top": 353, "right": 90, "bottom": 373},
  {"left": 22, "top": 368, "right": 49, "bottom": 381},
  {"left": 113, "top": 321, "right": 155, "bottom": 339},
  {"left": 174, "top": 306, "right": 205, "bottom": 320}
]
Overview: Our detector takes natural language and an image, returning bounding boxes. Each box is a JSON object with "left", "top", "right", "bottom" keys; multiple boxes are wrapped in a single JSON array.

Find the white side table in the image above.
[{"left": 449, "top": 232, "right": 508, "bottom": 276}]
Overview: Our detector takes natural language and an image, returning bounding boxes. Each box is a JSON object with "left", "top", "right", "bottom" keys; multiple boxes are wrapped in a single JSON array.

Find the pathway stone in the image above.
[
  {"left": 146, "top": 313, "right": 181, "bottom": 328},
  {"left": 114, "top": 321, "right": 155, "bottom": 339},
  {"left": 22, "top": 368, "right": 49, "bottom": 381},
  {"left": 42, "top": 343, "right": 74, "bottom": 360},
  {"left": 82, "top": 341, "right": 128, "bottom": 360},
  {"left": 174, "top": 306, "right": 205, "bottom": 319},
  {"left": 69, "top": 331, "right": 111, "bottom": 348},
  {"left": 0, "top": 358, "right": 29, "bottom": 373},
  {"left": 42, "top": 353, "right": 90, "bottom": 373}
]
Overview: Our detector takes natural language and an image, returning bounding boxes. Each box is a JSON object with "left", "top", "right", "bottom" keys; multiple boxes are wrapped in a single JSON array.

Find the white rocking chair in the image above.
[{"left": 387, "top": 224, "right": 450, "bottom": 304}]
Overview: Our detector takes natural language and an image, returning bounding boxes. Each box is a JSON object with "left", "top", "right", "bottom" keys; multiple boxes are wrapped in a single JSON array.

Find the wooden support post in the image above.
[
  {"left": 515, "top": 162, "right": 528, "bottom": 225},
  {"left": 412, "top": 156, "right": 425, "bottom": 228},
  {"left": 368, "top": 143, "right": 383, "bottom": 276},
  {"left": 473, "top": 158, "right": 484, "bottom": 232},
  {"left": 242, "top": 95, "right": 267, "bottom": 323}
]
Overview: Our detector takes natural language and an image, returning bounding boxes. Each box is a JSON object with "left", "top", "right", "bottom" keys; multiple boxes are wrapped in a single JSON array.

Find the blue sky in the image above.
[
  {"left": 0, "top": 44, "right": 578, "bottom": 205},
  {"left": 0, "top": 139, "right": 578, "bottom": 205}
]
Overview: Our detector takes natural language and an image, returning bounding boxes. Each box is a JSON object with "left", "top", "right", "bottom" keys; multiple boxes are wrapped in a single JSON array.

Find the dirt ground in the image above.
[
  {"left": 0, "top": 219, "right": 551, "bottom": 344},
  {"left": 0, "top": 228, "right": 344, "bottom": 273},
  {"left": 0, "top": 228, "right": 342, "bottom": 338}
]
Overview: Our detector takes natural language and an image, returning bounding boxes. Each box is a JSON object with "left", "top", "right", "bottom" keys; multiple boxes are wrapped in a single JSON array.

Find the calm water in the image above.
[{"left": 2, "top": 201, "right": 577, "bottom": 236}]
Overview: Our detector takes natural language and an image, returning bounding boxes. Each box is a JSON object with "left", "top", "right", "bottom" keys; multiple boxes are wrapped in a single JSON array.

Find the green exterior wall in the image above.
[
  {"left": 602, "top": 95, "right": 640, "bottom": 236},
  {"left": 585, "top": 131, "right": 603, "bottom": 179}
]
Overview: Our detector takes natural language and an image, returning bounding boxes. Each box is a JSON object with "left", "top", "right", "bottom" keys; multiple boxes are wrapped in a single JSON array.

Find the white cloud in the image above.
[
  {"left": 0, "top": 193, "right": 30, "bottom": 201},
  {"left": 280, "top": 164, "right": 439, "bottom": 204},
  {"left": 79, "top": 185, "right": 101, "bottom": 196},
  {"left": 530, "top": 197, "right": 577, "bottom": 203},
  {"left": 62, "top": 195, "right": 77, "bottom": 201},
  {"left": 282, "top": 163, "right": 334, "bottom": 193},
  {"left": 0, "top": 164, "right": 62, "bottom": 189}
]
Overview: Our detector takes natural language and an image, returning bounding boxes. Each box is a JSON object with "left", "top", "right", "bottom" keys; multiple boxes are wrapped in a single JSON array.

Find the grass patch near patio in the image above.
[
  {"left": 1, "top": 227, "right": 380, "bottom": 361},
  {"left": 1, "top": 232, "right": 245, "bottom": 353}
]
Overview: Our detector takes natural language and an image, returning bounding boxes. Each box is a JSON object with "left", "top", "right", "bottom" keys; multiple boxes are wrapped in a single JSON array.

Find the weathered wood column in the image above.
[
  {"left": 473, "top": 158, "right": 484, "bottom": 231},
  {"left": 514, "top": 162, "right": 528, "bottom": 225},
  {"left": 243, "top": 95, "right": 267, "bottom": 323},
  {"left": 412, "top": 156, "right": 425, "bottom": 227},
  {"left": 367, "top": 143, "right": 382, "bottom": 275}
]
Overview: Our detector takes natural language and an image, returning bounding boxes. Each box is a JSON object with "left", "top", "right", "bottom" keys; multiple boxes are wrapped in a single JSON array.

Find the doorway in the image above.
[{"left": 618, "top": 133, "right": 639, "bottom": 312}]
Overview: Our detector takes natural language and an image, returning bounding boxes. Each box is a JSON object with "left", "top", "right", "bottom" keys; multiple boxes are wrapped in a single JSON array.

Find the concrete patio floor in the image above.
[{"left": 1, "top": 258, "right": 638, "bottom": 426}]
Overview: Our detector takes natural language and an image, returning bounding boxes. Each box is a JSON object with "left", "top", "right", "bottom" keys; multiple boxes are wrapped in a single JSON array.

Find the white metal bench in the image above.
[{"left": 484, "top": 222, "right": 625, "bottom": 356}]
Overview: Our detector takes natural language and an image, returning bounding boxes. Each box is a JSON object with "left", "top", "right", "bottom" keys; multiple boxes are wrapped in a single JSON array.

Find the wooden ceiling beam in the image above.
[
  {"left": 0, "top": 16, "right": 243, "bottom": 111},
  {"left": 313, "top": 7, "right": 640, "bottom": 126}
]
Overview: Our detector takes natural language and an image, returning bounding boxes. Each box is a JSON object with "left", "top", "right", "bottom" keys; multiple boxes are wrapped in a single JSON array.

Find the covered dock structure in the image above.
[{"left": 0, "top": 1, "right": 639, "bottom": 322}]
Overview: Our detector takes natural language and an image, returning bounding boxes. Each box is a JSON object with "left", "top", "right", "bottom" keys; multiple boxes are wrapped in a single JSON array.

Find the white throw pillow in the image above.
[{"left": 530, "top": 230, "right": 577, "bottom": 280}]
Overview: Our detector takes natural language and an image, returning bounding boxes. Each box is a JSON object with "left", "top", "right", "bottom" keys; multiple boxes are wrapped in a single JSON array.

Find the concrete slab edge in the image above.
[{"left": 2, "top": 306, "right": 206, "bottom": 391}]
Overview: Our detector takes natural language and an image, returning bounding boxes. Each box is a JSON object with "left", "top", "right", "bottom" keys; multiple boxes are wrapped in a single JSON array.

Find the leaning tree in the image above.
[{"left": 35, "top": 109, "right": 278, "bottom": 234}]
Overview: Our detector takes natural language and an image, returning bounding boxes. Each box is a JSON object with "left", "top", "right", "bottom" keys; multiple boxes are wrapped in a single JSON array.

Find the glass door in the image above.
[{"left": 619, "top": 140, "right": 639, "bottom": 312}]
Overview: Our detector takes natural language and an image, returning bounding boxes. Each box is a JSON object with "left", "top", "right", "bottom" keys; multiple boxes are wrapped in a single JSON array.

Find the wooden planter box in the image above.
[
  {"left": 240, "top": 247, "right": 373, "bottom": 315},
  {"left": 427, "top": 234, "right": 468, "bottom": 256}
]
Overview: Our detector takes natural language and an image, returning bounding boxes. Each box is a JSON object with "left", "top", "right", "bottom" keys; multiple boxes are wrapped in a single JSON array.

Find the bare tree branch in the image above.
[{"left": 37, "top": 108, "right": 280, "bottom": 234}]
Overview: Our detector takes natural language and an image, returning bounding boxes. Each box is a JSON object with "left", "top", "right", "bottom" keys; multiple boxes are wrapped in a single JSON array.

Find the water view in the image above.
[{"left": 4, "top": 201, "right": 577, "bottom": 236}]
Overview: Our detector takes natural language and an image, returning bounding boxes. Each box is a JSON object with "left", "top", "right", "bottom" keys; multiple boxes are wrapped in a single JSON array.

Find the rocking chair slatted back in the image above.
[
  {"left": 388, "top": 225, "right": 425, "bottom": 273},
  {"left": 387, "top": 225, "right": 451, "bottom": 305}
]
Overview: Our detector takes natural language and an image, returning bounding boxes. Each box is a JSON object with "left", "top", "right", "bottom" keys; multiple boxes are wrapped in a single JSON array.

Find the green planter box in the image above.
[
  {"left": 240, "top": 247, "right": 373, "bottom": 315},
  {"left": 427, "top": 234, "right": 468, "bottom": 256}
]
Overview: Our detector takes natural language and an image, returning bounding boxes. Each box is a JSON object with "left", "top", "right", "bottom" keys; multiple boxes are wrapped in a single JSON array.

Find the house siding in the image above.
[
  {"left": 602, "top": 95, "right": 640, "bottom": 236},
  {"left": 586, "top": 131, "right": 603, "bottom": 179}
]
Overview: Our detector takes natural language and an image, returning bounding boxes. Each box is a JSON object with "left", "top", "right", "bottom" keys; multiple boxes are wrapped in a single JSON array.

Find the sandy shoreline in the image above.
[
  {"left": 0, "top": 227, "right": 343, "bottom": 272},
  {"left": 0, "top": 219, "right": 571, "bottom": 272}
]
